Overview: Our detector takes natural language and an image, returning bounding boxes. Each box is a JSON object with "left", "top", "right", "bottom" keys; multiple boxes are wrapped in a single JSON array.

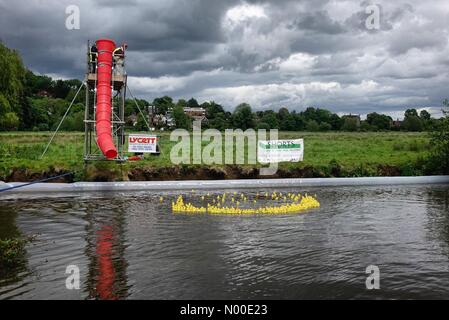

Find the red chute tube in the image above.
[{"left": 95, "top": 39, "right": 117, "bottom": 159}]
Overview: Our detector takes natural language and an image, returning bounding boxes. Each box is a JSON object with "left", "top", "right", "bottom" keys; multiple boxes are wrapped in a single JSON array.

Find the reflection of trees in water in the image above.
[
  {"left": 425, "top": 186, "right": 449, "bottom": 254},
  {"left": 0, "top": 203, "right": 29, "bottom": 283},
  {"left": 84, "top": 199, "right": 128, "bottom": 300}
]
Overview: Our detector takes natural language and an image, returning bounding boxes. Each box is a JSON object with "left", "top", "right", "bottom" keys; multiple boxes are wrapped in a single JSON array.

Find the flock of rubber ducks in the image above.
[{"left": 170, "top": 191, "right": 320, "bottom": 215}]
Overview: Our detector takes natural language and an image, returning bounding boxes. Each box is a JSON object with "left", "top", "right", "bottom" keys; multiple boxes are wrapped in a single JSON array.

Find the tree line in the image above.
[
  {"left": 183, "top": 100, "right": 437, "bottom": 132},
  {"left": 0, "top": 41, "right": 444, "bottom": 132}
]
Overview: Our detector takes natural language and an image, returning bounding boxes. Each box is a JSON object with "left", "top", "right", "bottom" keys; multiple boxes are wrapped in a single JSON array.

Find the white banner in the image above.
[
  {"left": 258, "top": 139, "right": 304, "bottom": 163},
  {"left": 128, "top": 134, "right": 158, "bottom": 153}
]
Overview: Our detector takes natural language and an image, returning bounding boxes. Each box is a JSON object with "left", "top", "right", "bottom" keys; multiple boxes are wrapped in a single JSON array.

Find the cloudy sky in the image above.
[{"left": 1, "top": 0, "right": 448, "bottom": 118}]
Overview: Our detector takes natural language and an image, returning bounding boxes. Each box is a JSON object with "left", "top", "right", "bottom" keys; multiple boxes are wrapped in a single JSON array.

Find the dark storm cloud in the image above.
[
  {"left": 292, "top": 10, "right": 346, "bottom": 34},
  {"left": 108, "top": 0, "right": 236, "bottom": 49},
  {"left": 0, "top": 0, "right": 239, "bottom": 77},
  {"left": 1, "top": 0, "right": 449, "bottom": 117},
  {"left": 93, "top": 0, "right": 139, "bottom": 7}
]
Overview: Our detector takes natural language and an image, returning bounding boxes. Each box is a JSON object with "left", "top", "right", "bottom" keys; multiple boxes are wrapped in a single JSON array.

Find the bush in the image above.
[
  {"left": 360, "top": 121, "right": 375, "bottom": 132},
  {"left": 341, "top": 117, "right": 359, "bottom": 132},
  {"left": 349, "top": 164, "right": 376, "bottom": 177},
  {"left": 319, "top": 122, "right": 332, "bottom": 132},
  {"left": 0, "top": 238, "right": 28, "bottom": 270},
  {"left": 232, "top": 103, "right": 254, "bottom": 130},
  {"left": 173, "top": 104, "right": 191, "bottom": 130},
  {"left": 0, "top": 112, "right": 20, "bottom": 130},
  {"left": 306, "top": 120, "right": 320, "bottom": 132},
  {"left": 402, "top": 116, "right": 423, "bottom": 132},
  {"left": 328, "top": 159, "right": 342, "bottom": 177},
  {"left": 256, "top": 122, "right": 270, "bottom": 130},
  {"left": 427, "top": 100, "right": 449, "bottom": 174}
]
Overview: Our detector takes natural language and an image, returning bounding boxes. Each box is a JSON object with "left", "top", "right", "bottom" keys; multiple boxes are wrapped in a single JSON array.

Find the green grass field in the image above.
[{"left": 0, "top": 131, "right": 431, "bottom": 181}]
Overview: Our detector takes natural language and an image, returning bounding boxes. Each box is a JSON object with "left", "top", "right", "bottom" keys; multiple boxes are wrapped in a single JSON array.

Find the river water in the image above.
[{"left": 0, "top": 184, "right": 448, "bottom": 300}]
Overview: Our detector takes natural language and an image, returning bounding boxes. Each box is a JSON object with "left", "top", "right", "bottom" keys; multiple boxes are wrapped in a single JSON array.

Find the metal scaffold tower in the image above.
[
  {"left": 84, "top": 40, "right": 127, "bottom": 162},
  {"left": 40, "top": 39, "right": 157, "bottom": 162}
]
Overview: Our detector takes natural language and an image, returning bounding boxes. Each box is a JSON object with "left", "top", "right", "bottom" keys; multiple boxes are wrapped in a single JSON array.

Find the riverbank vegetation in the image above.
[
  {"left": 0, "top": 238, "right": 29, "bottom": 275},
  {"left": 0, "top": 131, "right": 434, "bottom": 182},
  {"left": 427, "top": 100, "right": 449, "bottom": 175}
]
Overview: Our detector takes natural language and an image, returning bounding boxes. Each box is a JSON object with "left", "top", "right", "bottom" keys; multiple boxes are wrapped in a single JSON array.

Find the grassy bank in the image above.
[{"left": 0, "top": 131, "right": 431, "bottom": 182}]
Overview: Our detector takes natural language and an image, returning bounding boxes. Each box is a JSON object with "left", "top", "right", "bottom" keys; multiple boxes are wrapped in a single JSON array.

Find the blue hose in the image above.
[{"left": 0, "top": 172, "right": 74, "bottom": 193}]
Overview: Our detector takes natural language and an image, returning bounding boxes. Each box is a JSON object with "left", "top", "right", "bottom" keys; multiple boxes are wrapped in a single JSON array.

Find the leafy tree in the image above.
[
  {"left": 24, "top": 71, "right": 52, "bottom": 96},
  {"left": 0, "top": 94, "right": 11, "bottom": 114},
  {"left": 360, "top": 121, "right": 375, "bottom": 132},
  {"left": 404, "top": 108, "right": 418, "bottom": 119},
  {"left": 186, "top": 98, "right": 199, "bottom": 108},
  {"left": 0, "top": 42, "right": 25, "bottom": 127},
  {"left": 278, "top": 107, "right": 290, "bottom": 121},
  {"left": 419, "top": 109, "right": 434, "bottom": 131},
  {"left": 329, "top": 114, "right": 343, "bottom": 130},
  {"left": 53, "top": 79, "right": 71, "bottom": 99},
  {"left": 0, "top": 94, "right": 20, "bottom": 131},
  {"left": 60, "top": 110, "right": 84, "bottom": 131},
  {"left": 425, "top": 118, "right": 440, "bottom": 131},
  {"left": 302, "top": 107, "right": 319, "bottom": 122},
  {"left": 176, "top": 99, "right": 187, "bottom": 108},
  {"left": 315, "top": 108, "right": 332, "bottom": 124},
  {"left": 256, "top": 122, "right": 270, "bottom": 130},
  {"left": 204, "top": 101, "right": 227, "bottom": 130},
  {"left": 0, "top": 111, "right": 19, "bottom": 130},
  {"left": 26, "top": 97, "right": 71, "bottom": 130},
  {"left": 260, "top": 111, "right": 279, "bottom": 129},
  {"left": 366, "top": 112, "right": 392, "bottom": 131},
  {"left": 319, "top": 122, "right": 332, "bottom": 131},
  {"left": 277, "top": 108, "right": 296, "bottom": 131},
  {"left": 292, "top": 112, "right": 306, "bottom": 131},
  {"left": 306, "top": 120, "right": 320, "bottom": 132},
  {"left": 420, "top": 110, "right": 431, "bottom": 121},
  {"left": 427, "top": 100, "right": 449, "bottom": 174},
  {"left": 26, "top": 97, "right": 50, "bottom": 130},
  {"left": 208, "top": 112, "right": 228, "bottom": 131},
  {"left": 232, "top": 103, "right": 254, "bottom": 130},
  {"left": 205, "top": 101, "right": 224, "bottom": 116},
  {"left": 173, "top": 104, "right": 191, "bottom": 130},
  {"left": 64, "top": 79, "right": 85, "bottom": 103},
  {"left": 402, "top": 116, "right": 423, "bottom": 132},
  {"left": 135, "top": 113, "right": 150, "bottom": 131},
  {"left": 341, "top": 117, "right": 359, "bottom": 131},
  {"left": 124, "top": 99, "right": 138, "bottom": 117},
  {"left": 153, "top": 96, "right": 174, "bottom": 115}
]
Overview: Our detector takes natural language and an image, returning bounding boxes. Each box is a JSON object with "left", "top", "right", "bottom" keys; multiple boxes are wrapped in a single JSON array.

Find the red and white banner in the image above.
[{"left": 128, "top": 134, "right": 158, "bottom": 153}]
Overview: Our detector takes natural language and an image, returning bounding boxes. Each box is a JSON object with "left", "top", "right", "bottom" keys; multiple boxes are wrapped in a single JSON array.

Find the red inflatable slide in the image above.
[{"left": 95, "top": 39, "right": 117, "bottom": 159}]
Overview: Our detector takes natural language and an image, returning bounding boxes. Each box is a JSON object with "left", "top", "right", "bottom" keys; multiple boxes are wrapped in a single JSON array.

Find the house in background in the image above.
[
  {"left": 126, "top": 113, "right": 138, "bottom": 126},
  {"left": 37, "top": 90, "right": 51, "bottom": 97},
  {"left": 184, "top": 107, "right": 207, "bottom": 125},
  {"left": 165, "top": 108, "right": 176, "bottom": 128},
  {"left": 393, "top": 119, "right": 402, "bottom": 129}
]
